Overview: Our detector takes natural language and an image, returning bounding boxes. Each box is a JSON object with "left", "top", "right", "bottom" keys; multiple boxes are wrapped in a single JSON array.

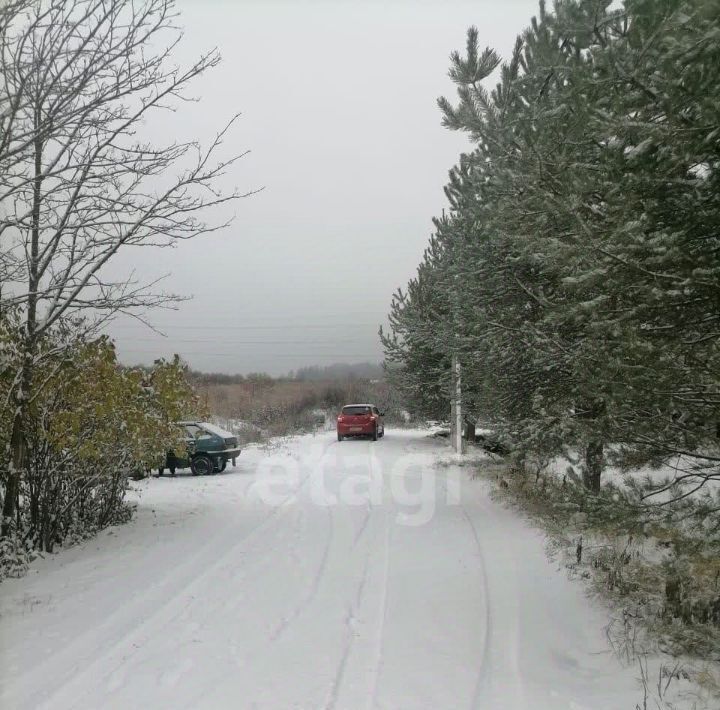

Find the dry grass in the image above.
[{"left": 197, "top": 378, "right": 400, "bottom": 438}]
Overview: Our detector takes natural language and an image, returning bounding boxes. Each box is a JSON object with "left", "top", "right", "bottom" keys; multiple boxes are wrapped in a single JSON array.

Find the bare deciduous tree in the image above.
[{"left": 0, "top": 0, "right": 251, "bottom": 534}]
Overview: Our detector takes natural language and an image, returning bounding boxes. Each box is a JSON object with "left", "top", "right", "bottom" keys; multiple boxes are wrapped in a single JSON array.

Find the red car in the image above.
[{"left": 337, "top": 404, "right": 385, "bottom": 441}]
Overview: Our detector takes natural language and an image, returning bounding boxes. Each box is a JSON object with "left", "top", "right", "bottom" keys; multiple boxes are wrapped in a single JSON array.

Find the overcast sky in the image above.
[{"left": 107, "top": 0, "right": 539, "bottom": 376}]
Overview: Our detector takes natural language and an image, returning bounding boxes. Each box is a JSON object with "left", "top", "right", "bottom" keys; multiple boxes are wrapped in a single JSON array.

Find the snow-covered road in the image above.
[{"left": 1, "top": 429, "right": 643, "bottom": 709}]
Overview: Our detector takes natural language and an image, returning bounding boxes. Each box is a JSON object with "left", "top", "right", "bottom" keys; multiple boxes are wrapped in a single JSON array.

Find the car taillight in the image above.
[
  {"left": 337, "top": 416, "right": 344, "bottom": 422},
  {"left": 370, "top": 415, "right": 377, "bottom": 421}
]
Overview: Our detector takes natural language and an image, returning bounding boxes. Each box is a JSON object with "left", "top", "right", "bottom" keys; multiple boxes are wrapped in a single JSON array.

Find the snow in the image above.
[
  {"left": 196, "top": 421, "right": 236, "bottom": 439},
  {"left": 542, "top": 451, "right": 720, "bottom": 499},
  {"left": 624, "top": 138, "right": 654, "bottom": 160},
  {"left": 0, "top": 429, "right": 654, "bottom": 709}
]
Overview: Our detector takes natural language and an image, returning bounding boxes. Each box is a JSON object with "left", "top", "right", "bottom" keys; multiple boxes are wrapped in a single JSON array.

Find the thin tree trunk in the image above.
[
  {"left": 464, "top": 419, "right": 476, "bottom": 443},
  {"left": 583, "top": 440, "right": 603, "bottom": 493},
  {"left": 2, "top": 107, "right": 42, "bottom": 538},
  {"left": 1, "top": 415, "right": 22, "bottom": 536}
]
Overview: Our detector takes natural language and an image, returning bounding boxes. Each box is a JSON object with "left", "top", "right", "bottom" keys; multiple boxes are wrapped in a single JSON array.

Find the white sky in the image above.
[{"left": 107, "top": 0, "right": 540, "bottom": 375}]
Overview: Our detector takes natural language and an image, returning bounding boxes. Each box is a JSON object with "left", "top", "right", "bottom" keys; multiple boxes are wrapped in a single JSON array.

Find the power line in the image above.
[
  {"left": 119, "top": 350, "right": 381, "bottom": 359},
  {"left": 110, "top": 337, "right": 375, "bottom": 345},
  {"left": 108, "top": 311, "right": 386, "bottom": 323},
  {"left": 123, "top": 352, "right": 380, "bottom": 357},
  {"left": 123, "top": 350, "right": 379, "bottom": 361},
  {"left": 108, "top": 323, "right": 382, "bottom": 331}
]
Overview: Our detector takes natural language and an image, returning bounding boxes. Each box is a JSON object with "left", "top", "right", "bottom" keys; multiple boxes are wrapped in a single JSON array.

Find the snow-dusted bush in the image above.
[
  {"left": 0, "top": 528, "right": 36, "bottom": 580},
  {"left": 0, "top": 326, "right": 201, "bottom": 575}
]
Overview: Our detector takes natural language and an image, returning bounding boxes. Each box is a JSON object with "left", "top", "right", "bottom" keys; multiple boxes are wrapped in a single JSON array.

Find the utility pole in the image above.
[
  {"left": 450, "top": 357, "right": 457, "bottom": 449},
  {"left": 449, "top": 223, "right": 464, "bottom": 455},
  {"left": 452, "top": 354, "right": 463, "bottom": 454}
]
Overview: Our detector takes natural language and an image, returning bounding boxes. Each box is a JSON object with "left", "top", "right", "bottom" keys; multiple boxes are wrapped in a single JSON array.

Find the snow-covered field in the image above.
[{"left": 1, "top": 429, "right": 649, "bottom": 709}]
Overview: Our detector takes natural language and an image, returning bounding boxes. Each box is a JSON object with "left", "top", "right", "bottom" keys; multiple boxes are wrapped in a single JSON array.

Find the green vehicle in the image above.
[{"left": 158, "top": 421, "right": 241, "bottom": 477}]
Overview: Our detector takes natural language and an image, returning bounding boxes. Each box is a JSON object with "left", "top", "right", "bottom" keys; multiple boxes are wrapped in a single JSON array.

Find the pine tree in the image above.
[{"left": 385, "top": 0, "right": 720, "bottom": 495}]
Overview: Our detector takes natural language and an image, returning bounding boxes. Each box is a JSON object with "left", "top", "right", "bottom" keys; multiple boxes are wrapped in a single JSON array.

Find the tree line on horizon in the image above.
[{"left": 188, "top": 361, "right": 385, "bottom": 386}]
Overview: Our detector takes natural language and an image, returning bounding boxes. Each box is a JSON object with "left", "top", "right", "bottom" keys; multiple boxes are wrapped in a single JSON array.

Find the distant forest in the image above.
[
  {"left": 188, "top": 362, "right": 384, "bottom": 386},
  {"left": 292, "top": 362, "right": 384, "bottom": 382}
]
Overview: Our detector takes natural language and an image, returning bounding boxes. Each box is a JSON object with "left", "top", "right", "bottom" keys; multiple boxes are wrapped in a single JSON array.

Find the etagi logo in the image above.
[{"left": 248, "top": 445, "right": 462, "bottom": 527}]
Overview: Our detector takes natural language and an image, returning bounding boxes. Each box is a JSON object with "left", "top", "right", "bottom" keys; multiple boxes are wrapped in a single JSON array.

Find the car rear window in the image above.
[
  {"left": 201, "top": 422, "right": 234, "bottom": 438},
  {"left": 342, "top": 406, "right": 371, "bottom": 415},
  {"left": 184, "top": 424, "right": 213, "bottom": 439}
]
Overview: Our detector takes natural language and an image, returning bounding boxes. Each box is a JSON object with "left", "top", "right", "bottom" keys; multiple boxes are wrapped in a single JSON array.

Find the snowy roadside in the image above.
[{"left": 475, "top": 449, "right": 720, "bottom": 709}]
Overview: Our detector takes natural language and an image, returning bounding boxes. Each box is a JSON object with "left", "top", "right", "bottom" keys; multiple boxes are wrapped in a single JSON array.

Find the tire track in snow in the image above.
[
  {"left": 455, "top": 469, "right": 528, "bottom": 710},
  {"left": 318, "top": 437, "right": 383, "bottom": 709},
  {"left": 432, "top": 464, "right": 494, "bottom": 709},
  {"left": 460, "top": 504, "right": 494, "bottom": 710},
  {"left": 322, "top": 543, "right": 372, "bottom": 710},
  {"left": 268, "top": 502, "right": 334, "bottom": 642},
  {"left": 322, "top": 604, "right": 357, "bottom": 710},
  {"left": 265, "top": 434, "right": 344, "bottom": 641},
  {"left": 352, "top": 441, "right": 379, "bottom": 549},
  {"left": 367, "top": 509, "right": 392, "bottom": 710},
  {"left": 267, "top": 432, "right": 375, "bottom": 642},
  {"left": 322, "top": 434, "right": 386, "bottom": 710},
  {"left": 352, "top": 502, "right": 372, "bottom": 549}
]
